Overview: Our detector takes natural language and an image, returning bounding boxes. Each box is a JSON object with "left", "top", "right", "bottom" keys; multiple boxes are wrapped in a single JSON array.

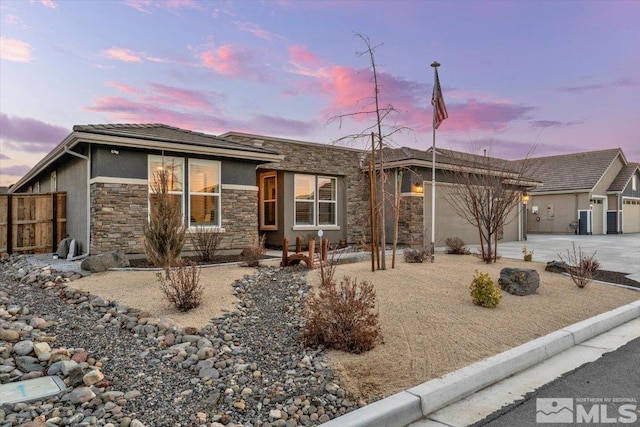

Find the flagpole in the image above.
[{"left": 430, "top": 61, "right": 440, "bottom": 263}]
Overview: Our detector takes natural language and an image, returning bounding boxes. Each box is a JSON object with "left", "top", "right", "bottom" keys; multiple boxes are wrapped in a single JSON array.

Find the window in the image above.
[
  {"left": 633, "top": 175, "right": 637, "bottom": 191},
  {"left": 148, "top": 155, "right": 184, "bottom": 219},
  {"left": 189, "top": 159, "right": 221, "bottom": 227},
  {"left": 294, "top": 174, "right": 337, "bottom": 227},
  {"left": 34, "top": 182, "right": 40, "bottom": 193},
  {"left": 261, "top": 173, "right": 277, "bottom": 229}
]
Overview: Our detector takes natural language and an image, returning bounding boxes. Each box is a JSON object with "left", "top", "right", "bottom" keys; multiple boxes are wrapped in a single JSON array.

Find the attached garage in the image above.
[{"left": 622, "top": 199, "right": 640, "bottom": 233}]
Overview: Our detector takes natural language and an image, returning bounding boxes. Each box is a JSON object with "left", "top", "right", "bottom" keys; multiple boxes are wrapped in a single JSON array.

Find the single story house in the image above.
[
  {"left": 523, "top": 148, "right": 640, "bottom": 235},
  {"left": 8, "top": 124, "right": 284, "bottom": 255},
  {"left": 20, "top": 123, "right": 632, "bottom": 257}
]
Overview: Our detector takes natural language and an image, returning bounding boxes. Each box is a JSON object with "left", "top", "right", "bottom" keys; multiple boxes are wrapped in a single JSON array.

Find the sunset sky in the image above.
[{"left": 1, "top": 0, "right": 639, "bottom": 187}]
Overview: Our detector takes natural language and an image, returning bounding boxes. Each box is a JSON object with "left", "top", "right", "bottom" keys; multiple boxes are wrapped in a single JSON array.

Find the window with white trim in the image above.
[
  {"left": 294, "top": 174, "right": 337, "bottom": 226},
  {"left": 260, "top": 173, "right": 277, "bottom": 229},
  {"left": 633, "top": 174, "right": 637, "bottom": 191},
  {"left": 148, "top": 155, "right": 184, "bottom": 219},
  {"left": 189, "top": 159, "right": 221, "bottom": 227},
  {"left": 50, "top": 171, "right": 57, "bottom": 192}
]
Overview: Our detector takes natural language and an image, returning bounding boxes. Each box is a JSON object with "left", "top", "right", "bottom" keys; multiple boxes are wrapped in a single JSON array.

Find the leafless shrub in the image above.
[
  {"left": 303, "top": 275, "right": 383, "bottom": 354},
  {"left": 191, "top": 226, "right": 222, "bottom": 263},
  {"left": 558, "top": 242, "right": 600, "bottom": 288},
  {"left": 143, "top": 160, "right": 186, "bottom": 269},
  {"left": 403, "top": 247, "right": 429, "bottom": 263},
  {"left": 242, "top": 234, "right": 266, "bottom": 267},
  {"left": 445, "top": 237, "right": 470, "bottom": 255},
  {"left": 157, "top": 259, "right": 203, "bottom": 311}
]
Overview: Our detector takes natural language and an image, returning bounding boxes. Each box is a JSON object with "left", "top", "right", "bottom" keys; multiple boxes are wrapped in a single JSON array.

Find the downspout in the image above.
[{"left": 63, "top": 144, "right": 90, "bottom": 259}]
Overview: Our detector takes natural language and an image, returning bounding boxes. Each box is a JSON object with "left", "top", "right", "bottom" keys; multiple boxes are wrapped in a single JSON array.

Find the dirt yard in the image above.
[{"left": 70, "top": 254, "right": 639, "bottom": 402}]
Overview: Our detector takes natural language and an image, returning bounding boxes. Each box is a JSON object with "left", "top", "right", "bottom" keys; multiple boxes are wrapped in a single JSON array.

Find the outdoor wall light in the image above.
[
  {"left": 413, "top": 182, "right": 424, "bottom": 193},
  {"left": 522, "top": 193, "right": 530, "bottom": 204},
  {"left": 110, "top": 150, "right": 119, "bottom": 155}
]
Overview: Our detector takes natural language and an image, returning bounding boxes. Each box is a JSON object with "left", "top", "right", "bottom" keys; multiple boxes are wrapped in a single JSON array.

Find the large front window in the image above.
[
  {"left": 189, "top": 159, "right": 221, "bottom": 227},
  {"left": 294, "top": 174, "right": 337, "bottom": 226},
  {"left": 149, "top": 155, "right": 184, "bottom": 218}
]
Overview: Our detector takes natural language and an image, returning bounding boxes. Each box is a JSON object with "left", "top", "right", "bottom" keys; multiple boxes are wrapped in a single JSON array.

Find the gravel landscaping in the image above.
[{"left": 0, "top": 256, "right": 356, "bottom": 427}]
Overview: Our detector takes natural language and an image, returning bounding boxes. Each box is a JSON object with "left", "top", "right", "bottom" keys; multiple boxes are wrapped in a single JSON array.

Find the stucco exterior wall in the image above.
[{"left": 57, "top": 156, "right": 89, "bottom": 252}]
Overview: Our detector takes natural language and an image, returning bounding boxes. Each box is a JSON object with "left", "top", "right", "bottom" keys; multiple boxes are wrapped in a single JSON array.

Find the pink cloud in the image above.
[
  {"left": 40, "top": 0, "right": 58, "bottom": 9},
  {"left": 123, "top": 0, "right": 202, "bottom": 13},
  {"left": 235, "top": 22, "right": 281, "bottom": 41},
  {"left": 85, "top": 96, "right": 229, "bottom": 133},
  {"left": 103, "top": 47, "right": 142, "bottom": 62},
  {"left": 200, "top": 44, "right": 271, "bottom": 82},
  {"left": 145, "top": 83, "right": 216, "bottom": 109},
  {"left": 444, "top": 100, "right": 534, "bottom": 132},
  {"left": 107, "top": 81, "right": 141, "bottom": 94},
  {"left": 289, "top": 45, "right": 321, "bottom": 70},
  {"left": 245, "top": 115, "right": 317, "bottom": 136},
  {"left": 0, "top": 37, "right": 33, "bottom": 62},
  {"left": 4, "top": 15, "right": 20, "bottom": 25},
  {"left": 0, "top": 114, "right": 69, "bottom": 152}
]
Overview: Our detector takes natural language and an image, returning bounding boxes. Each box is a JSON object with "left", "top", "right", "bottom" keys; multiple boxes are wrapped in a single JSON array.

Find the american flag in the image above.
[{"left": 431, "top": 68, "right": 448, "bottom": 129}]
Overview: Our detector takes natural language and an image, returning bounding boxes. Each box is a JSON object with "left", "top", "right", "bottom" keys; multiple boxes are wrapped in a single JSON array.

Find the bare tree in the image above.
[
  {"left": 328, "top": 33, "right": 412, "bottom": 270},
  {"left": 143, "top": 159, "right": 186, "bottom": 270},
  {"left": 442, "top": 149, "right": 538, "bottom": 263}
]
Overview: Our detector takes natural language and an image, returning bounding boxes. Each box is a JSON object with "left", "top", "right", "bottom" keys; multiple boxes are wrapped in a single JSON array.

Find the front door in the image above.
[{"left": 578, "top": 210, "right": 591, "bottom": 235}]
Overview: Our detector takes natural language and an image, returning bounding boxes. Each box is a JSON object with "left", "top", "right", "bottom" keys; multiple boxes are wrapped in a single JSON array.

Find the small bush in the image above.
[
  {"left": 303, "top": 276, "right": 383, "bottom": 354},
  {"left": 469, "top": 270, "right": 502, "bottom": 308},
  {"left": 157, "top": 259, "right": 203, "bottom": 311},
  {"left": 242, "top": 234, "right": 266, "bottom": 267},
  {"left": 522, "top": 246, "right": 533, "bottom": 261},
  {"left": 559, "top": 243, "right": 600, "bottom": 288},
  {"left": 445, "top": 237, "right": 470, "bottom": 255},
  {"left": 403, "top": 247, "right": 429, "bottom": 263},
  {"left": 191, "top": 226, "right": 222, "bottom": 263}
]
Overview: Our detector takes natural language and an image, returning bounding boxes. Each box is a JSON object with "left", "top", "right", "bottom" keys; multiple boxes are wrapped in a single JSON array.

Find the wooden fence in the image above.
[{"left": 0, "top": 192, "right": 66, "bottom": 255}]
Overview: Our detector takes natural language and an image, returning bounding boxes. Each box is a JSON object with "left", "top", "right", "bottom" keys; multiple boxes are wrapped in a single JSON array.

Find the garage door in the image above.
[{"left": 623, "top": 199, "right": 640, "bottom": 233}]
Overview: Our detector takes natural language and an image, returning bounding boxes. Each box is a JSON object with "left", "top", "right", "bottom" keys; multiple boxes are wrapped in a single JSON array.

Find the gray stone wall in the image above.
[
  {"left": 90, "top": 183, "right": 258, "bottom": 254},
  {"left": 219, "top": 188, "right": 259, "bottom": 249},
  {"left": 229, "top": 136, "right": 371, "bottom": 245},
  {"left": 90, "top": 182, "right": 147, "bottom": 254},
  {"left": 398, "top": 195, "right": 425, "bottom": 247}
]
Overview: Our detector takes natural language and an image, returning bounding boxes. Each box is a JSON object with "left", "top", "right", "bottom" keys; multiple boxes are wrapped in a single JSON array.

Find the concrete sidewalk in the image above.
[{"left": 483, "top": 233, "right": 640, "bottom": 281}]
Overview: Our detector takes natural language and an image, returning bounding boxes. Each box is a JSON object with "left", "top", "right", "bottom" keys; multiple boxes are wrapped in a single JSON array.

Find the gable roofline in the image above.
[
  {"left": 219, "top": 131, "right": 366, "bottom": 153},
  {"left": 607, "top": 162, "right": 640, "bottom": 193},
  {"left": 10, "top": 124, "right": 283, "bottom": 194},
  {"left": 526, "top": 148, "right": 626, "bottom": 193}
]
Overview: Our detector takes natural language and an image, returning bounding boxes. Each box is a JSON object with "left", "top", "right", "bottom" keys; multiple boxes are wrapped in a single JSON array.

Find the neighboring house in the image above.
[
  {"left": 8, "top": 124, "right": 283, "bottom": 255},
  {"left": 523, "top": 149, "right": 640, "bottom": 235},
  {"left": 377, "top": 147, "right": 539, "bottom": 247}
]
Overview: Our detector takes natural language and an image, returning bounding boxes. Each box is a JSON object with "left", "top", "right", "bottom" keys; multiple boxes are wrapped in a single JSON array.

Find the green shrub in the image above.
[
  {"left": 303, "top": 276, "right": 383, "bottom": 354},
  {"left": 469, "top": 270, "right": 502, "bottom": 308}
]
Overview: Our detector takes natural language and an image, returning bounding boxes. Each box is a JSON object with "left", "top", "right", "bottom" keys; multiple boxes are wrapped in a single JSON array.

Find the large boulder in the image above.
[
  {"left": 81, "top": 251, "right": 129, "bottom": 273},
  {"left": 498, "top": 268, "right": 539, "bottom": 296},
  {"left": 545, "top": 260, "right": 568, "bottom": 274}
]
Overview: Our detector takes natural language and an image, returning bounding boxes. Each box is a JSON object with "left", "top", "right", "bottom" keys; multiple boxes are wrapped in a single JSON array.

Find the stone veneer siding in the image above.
[
  {"left": 217, "top": 188, "right": 258, "bottom": 249},
  {"left": 90, "top": 182, "right": 147, "bottom": 254},
  {"left": 397, "top": 195, "right": 425, "bottom": 247},
  {"left": 91, "top": 183, "right": 258, "bottom": 254},
  {"left": 229, "top": 136, "right": 371, "bottom": 244}
]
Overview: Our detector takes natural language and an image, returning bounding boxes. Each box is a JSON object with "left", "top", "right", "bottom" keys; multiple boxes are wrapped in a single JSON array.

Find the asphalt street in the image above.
[{"left": 471, "top": 336, "right": 640, "bottom": 426}]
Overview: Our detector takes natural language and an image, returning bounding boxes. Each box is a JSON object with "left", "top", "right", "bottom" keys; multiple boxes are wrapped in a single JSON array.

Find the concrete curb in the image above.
[{"left": 321, "top": 300, "right": 640, "bottom": 427}]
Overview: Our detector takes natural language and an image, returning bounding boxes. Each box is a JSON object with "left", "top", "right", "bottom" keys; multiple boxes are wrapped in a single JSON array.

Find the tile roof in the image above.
[
  {"left": 524, "top": 148, "right": 623, "bottom": 192},
  {"left": 73, "top": 123, "right": 279, "bottom": 155},
  {"left": 608, "top": 162, "right": 640, "bottom": 192},
  {"left": 380, "top": 146, "right": 524, "bottom": 175}
]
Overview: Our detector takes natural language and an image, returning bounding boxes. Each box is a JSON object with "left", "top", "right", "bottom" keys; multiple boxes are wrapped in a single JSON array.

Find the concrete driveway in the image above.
[{"left": 483, "top": 233, "right": 640, "bottom": 281}]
